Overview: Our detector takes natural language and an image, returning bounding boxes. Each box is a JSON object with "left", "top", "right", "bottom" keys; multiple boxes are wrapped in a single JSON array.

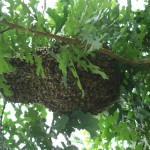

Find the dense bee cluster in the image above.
[{"left": 3, "top": 46, "right": 121, "bottom": 115}]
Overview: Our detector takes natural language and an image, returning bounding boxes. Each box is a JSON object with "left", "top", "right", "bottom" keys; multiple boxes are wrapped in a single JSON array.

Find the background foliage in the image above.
[{"left": 0, "top": 0, "right": 150, "bottom": 149}]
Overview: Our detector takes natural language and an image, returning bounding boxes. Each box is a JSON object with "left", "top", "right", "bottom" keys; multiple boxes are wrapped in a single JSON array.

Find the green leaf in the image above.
[
  {"left": 0, "top": 56, "right": 14, "bottom": 74},
  {"left": 34, "top": 55, "right": 45, "bottom": 78},
  {"left": 65, "top": 145, "right": 78, "bottom": 150},
  {"left": 72, "top": 110, "right": 99, "bottom": 138},
  {"left": 87, "top": 61, "right": 108, "bottom": 79},
  {"left": 0, "top": 76, "right": 12, "bottom": 96},
  {"left": 69, "top": 60, "right": 84, "bottom": 96},
  {"left": 47, "top": 7, "right": 67, "bottom": 33},
  {"left": 24, "top": 108, "right": 39, "bottom": 122},
  {"left": 55, "top": 49, "right": 69, "bottom": 87},
  {"left": 53, "top": 114, "right": 69, "bottom": 132}
]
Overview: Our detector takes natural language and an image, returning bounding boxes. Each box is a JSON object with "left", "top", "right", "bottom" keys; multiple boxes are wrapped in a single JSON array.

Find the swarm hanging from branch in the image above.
[{"left": 3, "top": 46, "right": 121, "bottom": 115}]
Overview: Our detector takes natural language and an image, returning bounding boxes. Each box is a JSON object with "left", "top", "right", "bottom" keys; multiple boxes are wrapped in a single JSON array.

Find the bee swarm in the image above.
[{"left": 4, "top": 47, "right": 121, "bottom": 115}]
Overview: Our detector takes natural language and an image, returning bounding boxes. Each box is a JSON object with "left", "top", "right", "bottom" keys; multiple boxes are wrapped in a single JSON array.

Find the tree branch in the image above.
[
  {"left": 100, "top": 48, "right": 150, "bottom": 66},
  {"left": 0, "top": 27, "right": 10, "bottom": 34},
  {"left": 0, "top": 100, "right": 6, "bottom": 130},
  {"left": 0, "top": 19, "right": 150, "bottom": 67},
  {"left": 0, "top": 19, "right": 81, "bottom": 45}
]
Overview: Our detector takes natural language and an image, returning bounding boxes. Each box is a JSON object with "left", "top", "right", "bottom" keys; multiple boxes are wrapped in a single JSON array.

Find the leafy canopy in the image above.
[{"left": 0, "top": 0, "right": 150, "bottom": 149}]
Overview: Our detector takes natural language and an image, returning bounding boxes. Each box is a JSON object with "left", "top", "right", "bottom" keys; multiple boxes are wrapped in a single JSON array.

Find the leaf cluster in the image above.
[{"left": 0, "top": 0, "right": 150, "bottom": 149}]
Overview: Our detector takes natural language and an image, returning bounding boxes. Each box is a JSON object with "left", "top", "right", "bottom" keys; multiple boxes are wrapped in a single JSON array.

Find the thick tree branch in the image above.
[
  {"left": 0, "top": 19, "right": 81, "bottom": 45},
  {"left": 0, "top": 19, "right": 150, "bottom": 67},
  {"left": 100, "top": 48, "right": 150, "bottom": 67}
]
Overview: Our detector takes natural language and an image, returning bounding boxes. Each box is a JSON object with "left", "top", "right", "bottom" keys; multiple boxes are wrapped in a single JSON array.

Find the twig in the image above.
[
  {"left": 0, "top": 27, "right": 10, "bottom": 34},
  {"left": 0, "top": 19, "right": 150, "bottom": 67},
  {"left": 0, "top": 100, "right": 7, "bottom": 130}
]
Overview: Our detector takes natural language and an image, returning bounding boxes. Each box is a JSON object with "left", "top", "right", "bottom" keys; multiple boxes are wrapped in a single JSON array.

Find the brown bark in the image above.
[{"left": 0, "top": 19, "right": 150, "bottom": 67}]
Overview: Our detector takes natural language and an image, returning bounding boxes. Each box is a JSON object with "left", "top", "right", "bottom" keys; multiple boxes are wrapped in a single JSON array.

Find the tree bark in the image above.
[{"left": 0, "top": 19, "right": 150, "bottom": 67}]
